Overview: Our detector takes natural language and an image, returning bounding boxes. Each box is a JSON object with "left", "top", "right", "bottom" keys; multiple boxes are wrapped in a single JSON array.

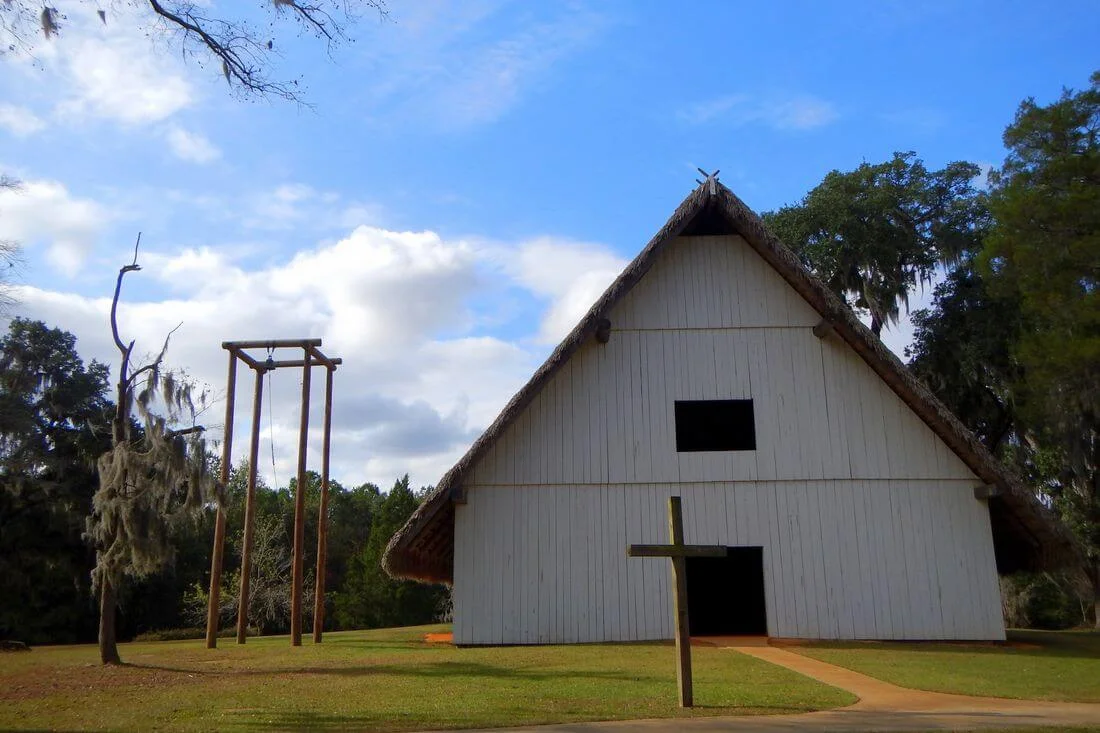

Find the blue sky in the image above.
[{"left": 1, "top": 0, "right": 1097, "bottom": 489}]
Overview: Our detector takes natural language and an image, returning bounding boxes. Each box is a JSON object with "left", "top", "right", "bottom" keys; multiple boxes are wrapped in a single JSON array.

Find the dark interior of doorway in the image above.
[{"left": 685, "top": 546, "right": 767, "bottom": 636}]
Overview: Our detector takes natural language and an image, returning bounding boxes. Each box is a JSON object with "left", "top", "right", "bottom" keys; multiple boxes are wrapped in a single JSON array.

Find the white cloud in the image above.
[
  {"left": 361, "top": 3, "right": 606, "bottom": 129},
  {"left": 10, "top": 223, "right": 540, "bottom": 489},
  {"left": 678, "top": 95, "right": 751, "bottom": 125},
  {"left": 432, "top": 16, "right": 602, "bottom": 127},
  {"left": 239, "top": 184, "right": 382, "bottom": 232},
  {"left": 0, "top": 177, "right": 109, "bottom": 276},
  {"left": 165, "top": 125, "right": 221, "bottom": 164},
  {"left": 0, "top": 105, "right": 45, "bottom": 137},
  {"left": 679, "top": 93, "right": 839, "bottom": 130},
  {"left": 507, "top": 237, "right": 628, "bottom": 344},
  {"left": 56, "top": 34, "right": 193, "bottom": 124},
  {"left": 767, "top": 96, "right": 839, "bottom": 130},
  {"left": 11, "top": 6, "right": 195, "bottom": 126}
]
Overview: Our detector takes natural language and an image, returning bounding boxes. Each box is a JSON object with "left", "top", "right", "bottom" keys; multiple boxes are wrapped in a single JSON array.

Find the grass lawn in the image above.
[
  {"left": 0, "top": 625, "right": 854, "bottom": 732},
  {"left": 793, "top": 629, "right": 1100, "bottom": 702}
]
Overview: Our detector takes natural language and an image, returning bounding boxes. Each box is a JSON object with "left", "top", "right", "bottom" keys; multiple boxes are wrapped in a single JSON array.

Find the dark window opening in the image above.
[
  {"left": 686, "top": 546, "right": 768, "bottom": 636},
  {"left": 675, "top": 399, "right": 756, "bottom": 452}
]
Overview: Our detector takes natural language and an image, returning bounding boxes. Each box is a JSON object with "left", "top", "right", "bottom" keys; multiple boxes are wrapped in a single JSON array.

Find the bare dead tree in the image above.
[
  {"left": 85, "top": 235, "right": 215, "bottom": 664},
  {"left": 0, "top": 175, "right": 24, "bottom": 313},
  {"left": 1, "top": 1, "right": 389, "bottom": 102}
]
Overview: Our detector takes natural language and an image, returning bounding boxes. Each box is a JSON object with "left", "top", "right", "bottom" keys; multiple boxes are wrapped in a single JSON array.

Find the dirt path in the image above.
[{"left": 443, "top": 644, "right": 1100, "bottom": 732}]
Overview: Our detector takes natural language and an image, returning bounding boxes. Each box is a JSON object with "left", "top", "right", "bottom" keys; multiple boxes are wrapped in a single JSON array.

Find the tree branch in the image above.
[
  {"left": 147, "top": 0, "right": 264, "bottom": 94},
  {"left": 167, "top": 425, "right": 205, "bottom": 439},
  {"left": 280, "top": 2, "right": 336, "bottom": 42},
  {"left": 125, "top": 322, "right": 183, "bottom": 389},
  {"left": 110, "top": 234, "right": 142, "bottom": 356},
  {"left": 143, "top": 0, "right": 385, "bottom": 102},
  {"left": 3, "top": 1, "right": 388, "bottom": 104}
]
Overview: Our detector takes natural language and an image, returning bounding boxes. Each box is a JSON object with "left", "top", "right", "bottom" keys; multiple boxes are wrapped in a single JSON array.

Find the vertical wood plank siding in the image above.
[{"left": 453, "top": 235, "right": 1004, "bottom": 643}]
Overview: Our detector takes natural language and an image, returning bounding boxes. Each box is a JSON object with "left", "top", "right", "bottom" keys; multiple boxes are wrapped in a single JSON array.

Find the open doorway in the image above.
[{"left": 685, "top": 546, "right": 767, "bottom": 635}]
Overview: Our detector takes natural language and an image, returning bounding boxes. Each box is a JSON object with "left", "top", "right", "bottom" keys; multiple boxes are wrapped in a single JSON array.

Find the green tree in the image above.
[
  {"left": 185, "top": 465, "right": 383, "bottom": 636},
  {"left": 319, "top": 480, "right": 382, "bottom": 630},
  {"left": 186, "top": 512, "right": 310, "bottom": 635},
  {"left": 765, "top": 152, "right": 989, "bottom": 336},
  {"left": 334, "top": 476, "right": 445, "bottom": 629},
  {"left": 981, "top": 71, "right": 1100, "bottom": 628},
  {"left": 907, "top": 262, "right": 1025, "bottom": 457},
  {"left": 0, "top": 319, "right": 112, "bottom": 643}
]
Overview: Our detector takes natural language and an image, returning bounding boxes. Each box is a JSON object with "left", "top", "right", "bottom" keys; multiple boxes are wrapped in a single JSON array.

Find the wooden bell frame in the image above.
[{"left": 205, "top": 339, "right": 341, "bottom": 648}]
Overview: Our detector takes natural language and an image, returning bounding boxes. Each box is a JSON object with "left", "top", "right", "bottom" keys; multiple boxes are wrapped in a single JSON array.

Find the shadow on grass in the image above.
[
  {"left": 304, "top": 640, "right": 429, "bottom": 651},
  {"left": 124, "top": 659, "right": 660, "bottom": 684},
  {"left": 222, "top": 711, "right": 387, "bottom": 733},
  {"left": 217, "top": 704, "right": 821, "bottom": 732}
]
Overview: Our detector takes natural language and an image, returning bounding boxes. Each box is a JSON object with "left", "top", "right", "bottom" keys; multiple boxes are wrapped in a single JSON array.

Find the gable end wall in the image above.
[{"left": 454, "top": 235, "right": 1003, "bottom": 643}]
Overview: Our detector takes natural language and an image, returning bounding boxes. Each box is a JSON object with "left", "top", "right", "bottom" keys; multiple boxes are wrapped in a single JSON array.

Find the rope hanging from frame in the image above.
[{"left": 266, "top": 348, "right": 279, "bottom": 491}]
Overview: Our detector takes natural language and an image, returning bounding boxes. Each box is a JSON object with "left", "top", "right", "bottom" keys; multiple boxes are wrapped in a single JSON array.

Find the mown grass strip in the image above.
[
  {"left": 0, "top": 625, "right": 854, "bottom": 732},
  {"left": 793, "top": 629, "right": 1100, "bottom": 702}
]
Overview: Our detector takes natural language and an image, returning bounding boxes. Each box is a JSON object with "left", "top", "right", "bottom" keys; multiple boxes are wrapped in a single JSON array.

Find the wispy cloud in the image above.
[
  {"left": 10, "top": 5, "right": 194, "bottom": 126},
  {"left": 0, "top": 104, "right": 45, "bottom": 137},
  {"left": 237, "top": 184, "right": 384, "bottom": 233},
  {"left": 54, "top": 33, "right": 193, "bottom": 125},
  {"left": 360, "top": 2, "right": 608, "bottom": 129},
  {"left": 678, "top": 93, "right": 839, "bottom": 130},
  {"left": 431, "top": 14, "right": 604, "bottom": 127},
  {"left": 165, "top": 125, "right": 221, "bottom": 165},
  {"left": 0, "top": 176, "right": 110, "bottom": 276},
  {"left": 503, "top": 236, "right": 628, "bottom": 344}
]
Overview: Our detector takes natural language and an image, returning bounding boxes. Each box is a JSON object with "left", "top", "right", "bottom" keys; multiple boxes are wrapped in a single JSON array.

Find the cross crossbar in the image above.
[
  {"left": 627, "top": 544, "right": 727, "bottom": 558},
  {"left": 626, "top": 495, "right": 721, "bottom": 708}
]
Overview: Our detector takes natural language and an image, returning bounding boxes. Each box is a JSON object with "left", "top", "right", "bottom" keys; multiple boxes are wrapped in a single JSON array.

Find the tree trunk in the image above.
[
  {"left": 1093, "top": 560, "right": 1099, "bottom": 631},
  {"left": 98, "top": 578, "right": 121, "bottom": 665},
  {"left": 870, "top": 314, "right": 883, "bottom": 337}
]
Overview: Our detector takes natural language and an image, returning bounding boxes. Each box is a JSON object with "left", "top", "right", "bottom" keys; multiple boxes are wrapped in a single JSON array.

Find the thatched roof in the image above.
[{"left": 383, "top": 178, "right": 1080, "bottom": 584}]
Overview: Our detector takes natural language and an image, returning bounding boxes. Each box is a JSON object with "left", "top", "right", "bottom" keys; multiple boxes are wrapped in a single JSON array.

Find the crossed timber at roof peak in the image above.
[{"left": 694, "top": 168, "right": 720, "bottom": 195}]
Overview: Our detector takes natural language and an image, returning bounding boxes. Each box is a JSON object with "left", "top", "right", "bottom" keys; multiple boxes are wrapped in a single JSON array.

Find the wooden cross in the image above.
[{"left": 627, "top": 496, "right": 726, "bottom": 708}]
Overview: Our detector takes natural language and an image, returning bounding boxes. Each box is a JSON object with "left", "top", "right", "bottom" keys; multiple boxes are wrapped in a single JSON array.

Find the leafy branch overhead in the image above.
[{"left": 2, "top": 0, "right": 389, "bottom": 101}]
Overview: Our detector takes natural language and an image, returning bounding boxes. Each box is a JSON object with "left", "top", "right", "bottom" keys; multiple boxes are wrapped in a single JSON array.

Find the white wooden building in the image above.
[{"left": 384, "top": 177, "right": 1075, "bottom": 644}]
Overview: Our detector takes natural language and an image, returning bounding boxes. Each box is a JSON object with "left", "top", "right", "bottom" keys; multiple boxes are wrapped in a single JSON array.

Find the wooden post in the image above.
[
  {"left": 626, "top": 496, "right": 725, "bottom": 708},
  {"left": 205, "top": 350, "right": 237, "bottom": 649},
  {"left": 667, "top": 497, "right": 692, "bottom": 708},
  {"left": 290, "top": 347, "right": 312, "bottom": 646},
  {"left": 214, "top": 338, "right": 339, "bottom": 648},
  {"left": 236, "top": 367, "right": 264, "bottom": 644},
  {"left": 312, "top": 365, "right": 334, "bottom": 643}
]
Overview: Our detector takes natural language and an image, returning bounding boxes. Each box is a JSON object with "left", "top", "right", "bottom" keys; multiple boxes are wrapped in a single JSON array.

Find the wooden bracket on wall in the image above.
[
  {"left": 812, "top": 320, "right": 835, "bottom": 340},
  {"left": 973, "top": 484, "right": 1003, "bottom": 500},
  {"left": 595, "top": 318, "right": 612, "bottom": 344}
]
